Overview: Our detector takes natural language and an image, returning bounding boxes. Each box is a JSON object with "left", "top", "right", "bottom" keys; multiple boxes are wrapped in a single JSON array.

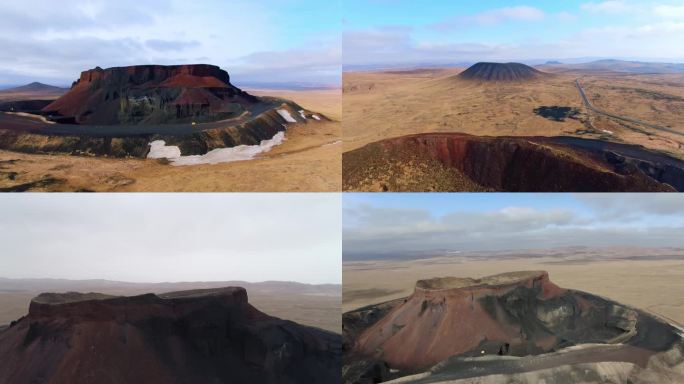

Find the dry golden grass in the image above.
[
  {"left": 343, "top": 256, "right": 684, "bottom": 325},
  {"left": 342, "top": 69, "right": 684, "bottom": 157},
  {"left": 0, "top": 89, "right": 341, "bottom": 192}
]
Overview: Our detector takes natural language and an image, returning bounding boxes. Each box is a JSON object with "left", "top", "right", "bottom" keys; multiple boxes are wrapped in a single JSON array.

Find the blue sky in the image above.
[
  {"left": 0, "top": 0, "right": 340, "bottom": 87},
  {"left": 343, "top": 193, "right": 684, "bottom": 259},
  {"left": 343, "top": 0, "right": 684, "bottom": 67}
]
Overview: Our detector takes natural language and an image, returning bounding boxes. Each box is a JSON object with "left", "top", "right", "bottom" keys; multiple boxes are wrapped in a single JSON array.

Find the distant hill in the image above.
[
  {"left": 458, "top": 62, "right": 547, "bottom": 82},
  {"left": 538, "top": 59, "right": 684, "bottom": 74},
  {"left": 0, "top": 82, "right": 68, "bottom": 102},
  {"left": 1, "top": 82, "right": 67, "bottom": 93}
]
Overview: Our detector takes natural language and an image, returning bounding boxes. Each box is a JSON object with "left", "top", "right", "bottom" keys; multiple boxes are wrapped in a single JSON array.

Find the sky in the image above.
[
  {"left": 0, "top": 193, "right": 341, "bottom": 284},
  {"left": 0, "top": 0, "right": 340, "bottom": 87},
  {"left": 343, "top": 0, "right": 684, "bottom": 68},
  {"left": 343, "top": 193, "right": 684, "bottom": 260}
]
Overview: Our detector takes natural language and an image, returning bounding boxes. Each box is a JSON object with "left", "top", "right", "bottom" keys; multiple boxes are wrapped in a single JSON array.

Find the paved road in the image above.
[{"left": 575, "top": 79, "right": 684, "bottom": 137}]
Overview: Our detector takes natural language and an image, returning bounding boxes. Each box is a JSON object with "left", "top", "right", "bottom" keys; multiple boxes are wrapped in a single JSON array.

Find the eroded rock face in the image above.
[
  {"left": 342, "top": 133, "right": 684, "bottom": 192},
  {"left": 342, "top": 272, "right": 682, "bottom": 384},
  {"left": 42, "top": 65, "right": 258, "bottom": 125},
  {"left": 0, "top": 287, "right": 341, "bottom": 384}
]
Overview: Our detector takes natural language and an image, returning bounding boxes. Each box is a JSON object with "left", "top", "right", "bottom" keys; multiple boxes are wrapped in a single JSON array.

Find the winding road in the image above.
[{"left": 575, "top": 79, "right": 684, "bottom": 137}]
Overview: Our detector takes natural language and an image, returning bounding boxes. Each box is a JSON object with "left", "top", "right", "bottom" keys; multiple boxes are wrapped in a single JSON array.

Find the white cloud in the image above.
[
  {"left": 343, "top": 196, "right": 684, "bottom": 260},
  {"left": 431, "top": 6, "right": 545, "bottom": 31},
  {"left": 653, "top": 5, "right": 684, "bottom": 19},
  {"left": 581, "top": 1, "right": 633, "bottom": 13}
]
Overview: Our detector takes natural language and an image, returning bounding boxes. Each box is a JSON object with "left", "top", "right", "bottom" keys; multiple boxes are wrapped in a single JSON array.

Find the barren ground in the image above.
[
  {"left": 0, "top": 89, "right": 341, "bottom": 192},
  {"left": 342, "top": 69, "right": 684, "bottom": 158}
]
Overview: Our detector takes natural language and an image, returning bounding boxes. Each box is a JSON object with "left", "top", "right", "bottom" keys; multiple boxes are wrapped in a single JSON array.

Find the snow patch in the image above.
[
  {"left": 147, "top": 132, "right": 286, "bottom": 166},
  {"left": 323, "top": 140, "right": 342, "bottom": 147},
  {"left": 277, "top": 109, "right": 297, "bottom": 123},
  {"left": 601, "top": 129, "right": 614, "bottom": 135},
  {"left": 312, "top": 115, "right": 321, "bottom": 121},
  {"left": 299, "top": 110, "right": 307, "bottom": 119},
  {"left": 148, "top": 140, "right": 181, "bottom": 159}
]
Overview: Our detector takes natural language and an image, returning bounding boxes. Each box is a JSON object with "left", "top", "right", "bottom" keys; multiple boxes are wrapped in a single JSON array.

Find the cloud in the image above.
[
  {"left": 0, "top": 194, "right": 341, "bottom": 284},
  {"left": 575, "top": 193, "right": 684, "bottom": 220},
  {"left": 229, "top": 38, "right": 341, "bottom": 86},
  {"left": 146, "top": 39, "right": 201, "bottom": 52},
  {"left": 343, "top": 196, "right": 684, "bottom": 260},
  {"left": 0, "top": 0, "right": 338, "bottom": 87},
  {"left": 431, "top": 6, "right": 545, "bottom": 31},
  {"left": 654, "top": 5, "right": 684, "bottom": 19},
  {"left": 580, "top": 1, "right": 633, "bottom": 13}
]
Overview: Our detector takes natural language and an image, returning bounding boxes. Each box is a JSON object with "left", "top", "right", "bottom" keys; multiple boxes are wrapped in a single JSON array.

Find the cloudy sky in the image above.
[
  {"left": 0, "top": 0, "right": 340, "bottom": 87},
  {"left": 343, "top": 193, "right": 684, "bottom": 260},
  {"left": 344, "top": 0, "right": 684, "bottom": 68},
  {"left": 0, "top": 194, "right": 341, "bottom": 284}
]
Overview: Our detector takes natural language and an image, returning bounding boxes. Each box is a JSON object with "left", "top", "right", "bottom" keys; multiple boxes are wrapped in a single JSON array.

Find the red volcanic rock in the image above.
[
  {"left": 349, "top": 271, "right": 639, "bottom": 371},
  {"left": 42, "top": 64, "right": 258, "bottom": 125},
  {"left": 343, "top": 133, "right": 684, "bottom": 191},
  {"left": 354, "top": 272, "right": 566, "bottom": 369},
  {"left": 0, "top": 287, "right": 340, "bottom": 384}
]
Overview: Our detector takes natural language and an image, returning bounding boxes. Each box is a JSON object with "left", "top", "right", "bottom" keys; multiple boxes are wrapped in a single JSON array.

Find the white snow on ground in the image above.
[
  {"left": 148, "top": 140, "right": 182, "bottom": 159},
  {"left": 277, "top": 109, "right": 297, "bottom": 123},
  {"left": 312, "top": 115, "right": 321, "bottom": 121},
  {"left": 299, "top": 110, "right": 307, "bottom": 119},
  {"left": 323, "top": 140, "right": 342, "bottom": 147},
  {"left": 147, "top": 132, "right": 286, "bottom": 166},
  {"left": 601, "top": 129, "right": 614, "bottom": 135}
]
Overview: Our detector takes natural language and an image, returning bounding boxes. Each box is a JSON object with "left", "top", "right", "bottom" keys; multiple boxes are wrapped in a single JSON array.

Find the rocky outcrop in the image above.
[
  {"left": 458, "top": 62, "right": 546, "bottom": 82},
  {"left": 342, "top": 133, "right": 684, "bottom": 191},
  {"left": 42, "top": 65, "right": 258, "bottom": 125},
  {"left": 0, "top": 287, "right": 341, "bottom": 384},
  {"left": 342, "top": 272, "right": 682, "bottom": 384}
]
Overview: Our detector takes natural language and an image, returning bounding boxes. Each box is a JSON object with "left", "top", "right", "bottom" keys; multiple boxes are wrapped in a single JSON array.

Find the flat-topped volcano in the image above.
[
  {"left": 0, "top": 287, "right": 341, "bottom": 383},
  {"left": 343, "top": 272, "right": 684, "bottom": 383},
  {"left": 42, "top": 64, "right": 258, "bottom": 125},
  {"left": 458, "top": 62, "right": 546, "bottom": 82}
]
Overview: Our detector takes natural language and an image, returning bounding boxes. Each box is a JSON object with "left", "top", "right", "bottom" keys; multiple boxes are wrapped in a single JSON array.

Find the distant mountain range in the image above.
[
  {"left": 537, "top": 59, "right": 684, "bottom": 74},
  {"left": 344, "top": 59, "right": 684, "bottom": 74}
]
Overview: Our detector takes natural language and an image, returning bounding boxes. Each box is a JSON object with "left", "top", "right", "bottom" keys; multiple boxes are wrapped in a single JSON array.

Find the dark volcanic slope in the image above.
[
  {"left": 0, "top": 287, "right": 341, "bottom": 384},
  {"left": 458, "top": 62, "right": 546, "bottom": 82},
  {"left": 342, "top": 132, "right": 684, "bottom": 192},
  {"left": 42, "top": 64, "right": 258, "bottom": 125},
  {"left": 342, "top": 272, "right": 683, "bottom": 384}
]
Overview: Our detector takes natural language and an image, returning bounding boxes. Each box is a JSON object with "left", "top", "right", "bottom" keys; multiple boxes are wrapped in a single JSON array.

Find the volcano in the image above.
[
  {"left": 0, "top": 287, "right": 341, "bottom": 384},
  {"left": 458, "top": 62, "right": 546, "bottom": 82},
  {"left": 342, "top": 272, "right": 684, "bottom": 384},
  {"left": 42, "top": 64, "right": 258, "bottom": 125},
  {"left": 342, "top": 132, "right": 684, "bottom": 192}
]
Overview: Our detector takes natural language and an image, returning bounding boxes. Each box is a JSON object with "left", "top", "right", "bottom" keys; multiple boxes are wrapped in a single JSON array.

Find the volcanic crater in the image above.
[
  {"left": 342, "top": 271, "right": 684, "bottom": 384},
  {"left": 342, "top": 132, "right": 684, "bottom": 192},
  {"left": 0, "top": 287, "right": 341, "bottom": 384}
]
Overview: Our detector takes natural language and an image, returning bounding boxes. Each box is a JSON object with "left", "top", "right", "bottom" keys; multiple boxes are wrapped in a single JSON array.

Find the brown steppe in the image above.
[
  {"left": 342, "top": 69, "right": 684, "bottom": 158},
  {"left": 343, "top": 251, "right": 684, "bottom": 326},
  {"left": 0, "top": 88, "right": 341, "bottom": 192}
]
